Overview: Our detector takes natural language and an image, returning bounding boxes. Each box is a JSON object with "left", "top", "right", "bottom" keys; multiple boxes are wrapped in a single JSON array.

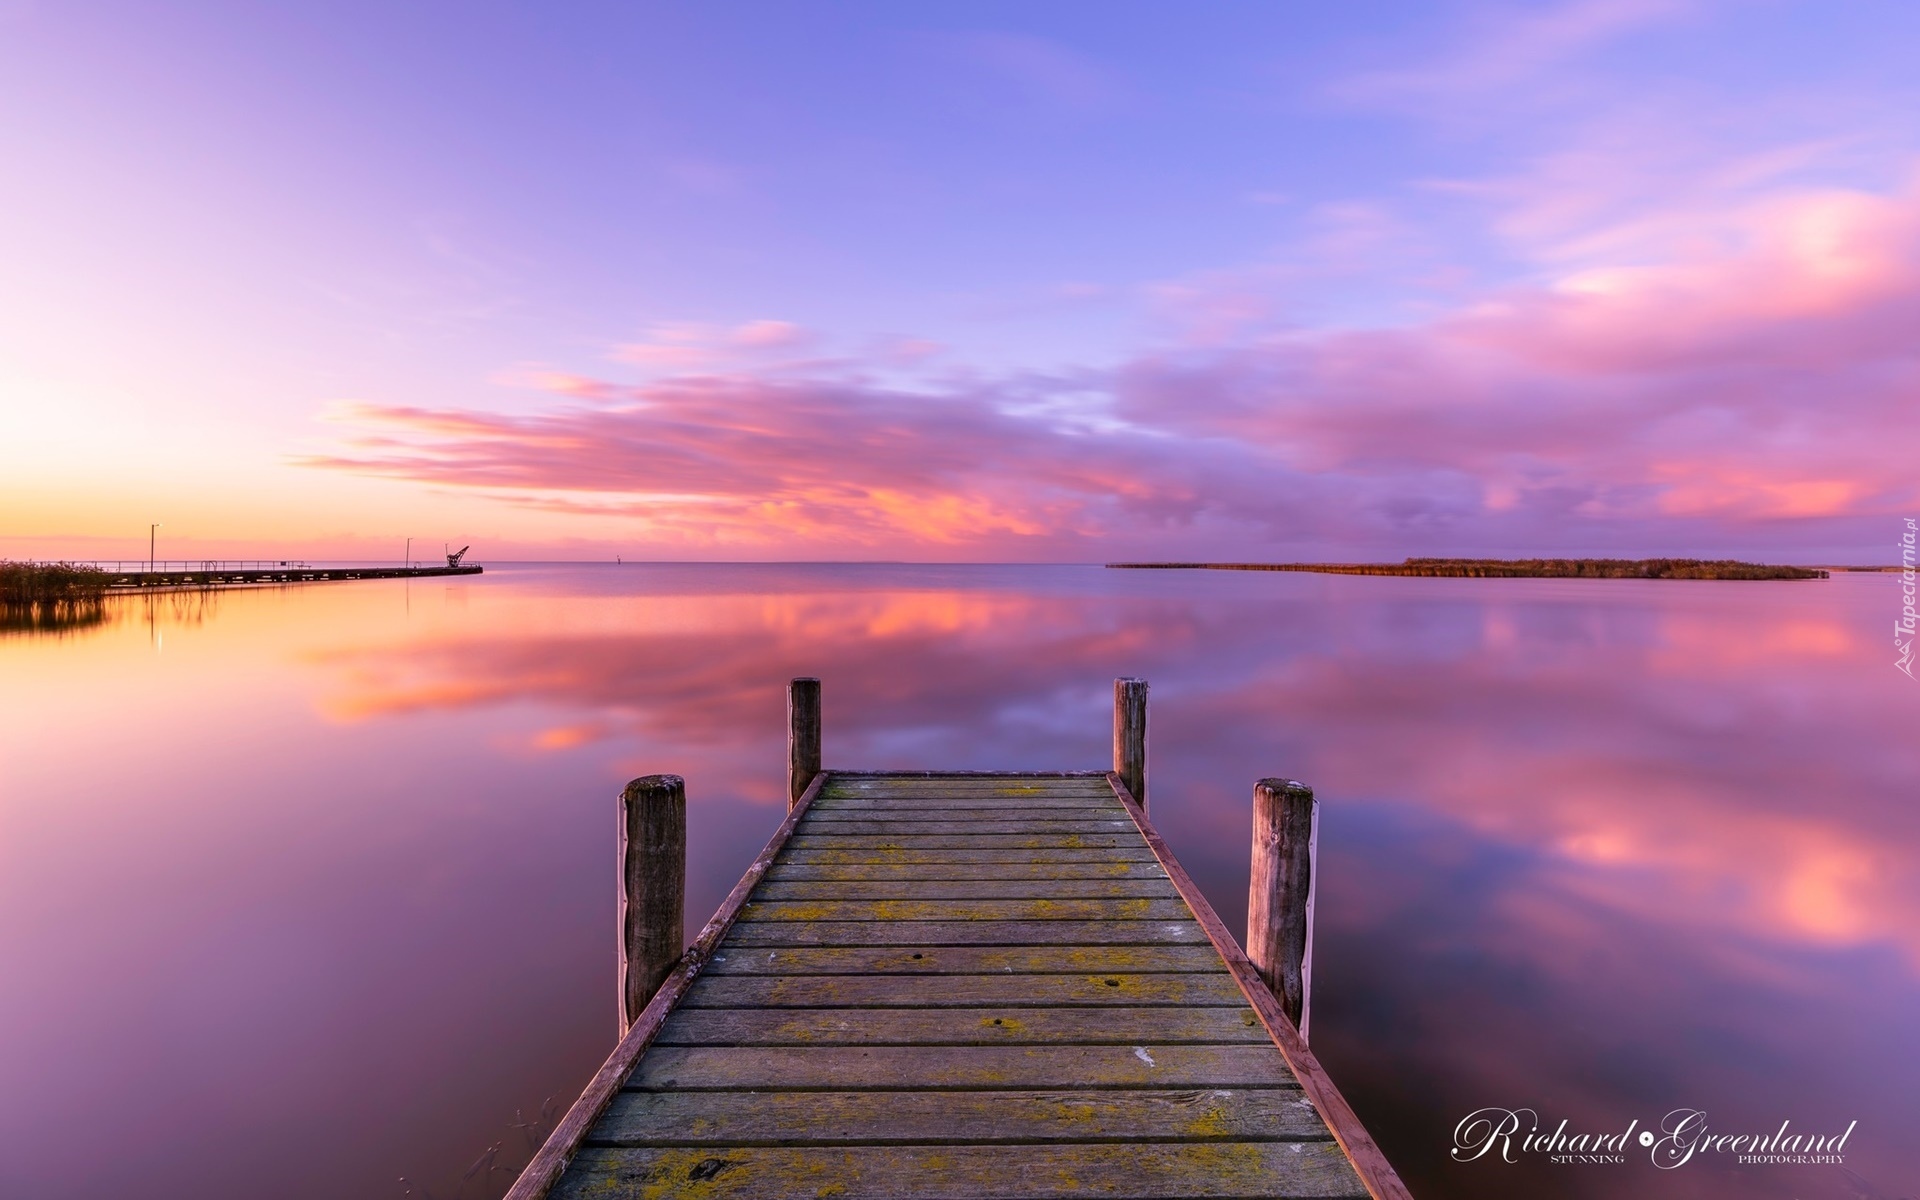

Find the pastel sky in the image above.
[{"left": 3, "top": 0, "right": 1916, "bottom": 562}]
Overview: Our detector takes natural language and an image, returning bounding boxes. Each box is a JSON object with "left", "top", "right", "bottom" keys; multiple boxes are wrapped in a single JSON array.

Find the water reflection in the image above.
[
  {"left": 0, "top": 587, "right": 227, "bottom": 642},
  {"left": 0, "top": 596, "right": 109, "bottom": 635},
  {"left": 0, "top": 565, "right": 1911, "bottom": 1200}
]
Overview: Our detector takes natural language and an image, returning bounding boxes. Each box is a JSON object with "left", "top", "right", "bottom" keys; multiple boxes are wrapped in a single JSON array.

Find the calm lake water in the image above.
[{"left": 2, "top": 563, "right": 1914, "bottom": 1200}]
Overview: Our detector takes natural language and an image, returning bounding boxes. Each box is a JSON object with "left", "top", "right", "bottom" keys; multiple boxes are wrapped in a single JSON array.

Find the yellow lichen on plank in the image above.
[
  {"left": 738, "top": 897, "right": 1190, "bottom": 922},
  {"left": 651, "top": 1005, "right": 1270, "bottom": 1046},
  {"left": 593, "top": 1089, "right": 1326, "bottom": 1146},
  {"left": 702, "top": 943, "right": 1228, "bottom": 975},
  {"left": 554, "top": 1143, "right": 1369, "bottom": 1199},
  {"left": 682, "top": 971, "right": 1249, "bottom": 1008}
]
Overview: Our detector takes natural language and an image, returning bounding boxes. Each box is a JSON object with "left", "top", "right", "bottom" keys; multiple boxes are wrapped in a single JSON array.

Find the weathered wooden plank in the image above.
[
  {"left": 813, "top": 791, "right": 1120, "bottom": 802},
  {"left": 554, "top": 1143, "right": 1367, "bottom": 1200},
  {"left": 811, "top": 799, "right": 1121, "bottom": 811},
  {"left": 814, "top": 787, "right": 1121, "bottom": 794},
  {"left": 590, "top": 1088, "right": 1326, "bottom": 1146},
  {"left": 828, "top": 771, "right": 1111, "bottom": 779},
  {"left": 826, "top": 773, "right": 1109, "bottom": 784},
  {"left": 655, "top": 1005, "right": 1269, "bottom": 1046},
  {"left": 778, "top": 845, "right": 1162, "bottom": 865},
  {"left": 796, "top": 818, "right": 1137, "bottom": 836},
  {"left": 806, "top": 810, "right": 1127, "bottom": 822},
  {"left": 815, "top": 793, "right": 1121, "bottom": 806},
  {"left": 738, "top": 897, "right": 1192, "bottom": 923},
  {"left": 807, "top": 804, "right": 1124, "bottom": 818},
  {"left": 626, "top": 1044, "right": 1306, "bottom": 1091},
  {"left": 786, "top": 833, "right": 1144, "bottom": 849},
  {"left": 817, "top": 787, "right": 1121, "bottom": 794},
  {"left": 682, "top": 972, "right": 1248, "bottom": 1009},
  {"left": 555, "top": 1141, "right": 1365, "bottom": 1199},
  {"left": 756, "top": 878, "right": 1179, "bottom": 901},
  {"left": 767, "top": 861, "right": 1170, "bottom": 882},
  {"left": 830, "top": 770, "right": 1111, "bottom": 779},
  {"left": 723, "top": 920, "right": 1212, "bottom": 947},
  {"left": 703, "top": 944, "right": 1229, "bottom": 976}
]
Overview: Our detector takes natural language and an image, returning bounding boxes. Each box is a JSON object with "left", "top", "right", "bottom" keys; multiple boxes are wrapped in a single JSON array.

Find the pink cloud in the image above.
[
  {"left": 302, "top": 376, "right": 1327, "bottom": 552},
  {"left": 612, "top": 320, "right": 822, "bottom": 373},
  {"left": 303, "top": 174, "right": 1920, "bottom": 559},
  {"left": 728, "top": 319, "right": 809, "bottom": 348},
  {"left": 1121, "top": 174, "right": 1920, "bottom": 527}
]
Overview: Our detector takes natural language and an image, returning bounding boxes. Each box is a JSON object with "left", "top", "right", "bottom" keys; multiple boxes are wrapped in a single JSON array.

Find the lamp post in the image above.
[{"left": 149, "top": 523, "right": 161, "bottom": 573}]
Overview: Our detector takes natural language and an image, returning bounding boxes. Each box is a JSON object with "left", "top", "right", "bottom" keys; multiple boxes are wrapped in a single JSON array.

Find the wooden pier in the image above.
[
  {"left": 511, "top": 679, "right": 1409, "bottom": 1200},
  {"left": 99, "top": 564, "right": 482, "bottom": 589}
]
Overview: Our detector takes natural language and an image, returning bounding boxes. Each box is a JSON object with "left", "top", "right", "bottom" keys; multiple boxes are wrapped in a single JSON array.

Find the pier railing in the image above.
[{"left": 51, "top": 560, "right": 316, "bottom": 572}]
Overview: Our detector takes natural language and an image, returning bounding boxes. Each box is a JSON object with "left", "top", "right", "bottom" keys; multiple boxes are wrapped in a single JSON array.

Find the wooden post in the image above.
[
  {"left": 619, "top": 774, "right": 686, "bottom": 1037},
  {"left": 1248, "top": 777, "right": 1317, "bottom": 1041},
  {"left": 788, "top": 677, "right": 822, "bottom": 810},
  {"left": 1113, "top": 677, "right": 1148, "bottom": 809}
]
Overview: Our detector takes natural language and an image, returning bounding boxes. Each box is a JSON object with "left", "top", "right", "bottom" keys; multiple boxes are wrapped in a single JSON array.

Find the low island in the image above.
[{"left": 1106, "top": 557, "right": 1829, "bottom": 580}]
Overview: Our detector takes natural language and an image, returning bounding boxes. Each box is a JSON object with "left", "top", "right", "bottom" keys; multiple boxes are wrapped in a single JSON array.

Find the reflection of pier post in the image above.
[
  {"left": 618, "top": 775, "right": 685, "bottom": 1036},
  {"left": 787, "top": 677, "right": 822, "bottom": 810},
  {"left": 1249, "top": 777, "right": 1317, "bottom": 1041},
  {"left": 1113, "top": 677, "right": 1148, "bottom": 809}
]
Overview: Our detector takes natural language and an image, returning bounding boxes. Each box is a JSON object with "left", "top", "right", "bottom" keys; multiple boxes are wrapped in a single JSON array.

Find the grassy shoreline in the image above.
[
  {"left": 1, "top": 561, "right": 113, "bottom": 631},
  {"left": 1107, "top": 557, "right": 1830, "bottom": 580}
]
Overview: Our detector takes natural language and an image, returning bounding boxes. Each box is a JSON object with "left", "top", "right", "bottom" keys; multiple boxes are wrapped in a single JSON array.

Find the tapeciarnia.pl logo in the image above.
[
  {"left": 1898, "top": 517, "right": 1916, "bottom": 678},
  {"left": 1452, "top": 1108, "right": 1857, "bottom": 1169}
]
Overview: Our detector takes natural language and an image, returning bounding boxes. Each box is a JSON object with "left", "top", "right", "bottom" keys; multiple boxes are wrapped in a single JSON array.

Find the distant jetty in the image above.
[
  {"left": 1107, "top": 557, "right": 1829, "bottom": 580},
  {"left": 95, "top": 563, "right": 484, "bottom": 588},
  {"left": 1, "top": 559, "right": 483, "bottom": 606}
]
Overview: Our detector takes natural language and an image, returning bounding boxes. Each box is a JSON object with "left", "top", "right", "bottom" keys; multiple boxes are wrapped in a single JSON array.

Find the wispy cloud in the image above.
[
  {"left": 933, "top": 31, "right": 1130, "bottom": 113},
  {"left": 611, "top": 320, "right": 823, "bottom": 373},
  {"left": 1335, "top": 0, "right": 1699, "bottom": 107}
]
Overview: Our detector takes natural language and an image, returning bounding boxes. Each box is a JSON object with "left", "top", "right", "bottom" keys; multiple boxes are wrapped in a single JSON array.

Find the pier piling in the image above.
[
  {"left": 788, "top": 677, "right": 822, "bottom": 810},
  {"left": 1113, "top": 677, "right": 1148, "bottom": 809},
  {"left": 618, "top": 774, "right": 686, "bottom": 1036},
  {"left": 1248, "top": 777, "right": 1317, "bottom": 1040}
]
